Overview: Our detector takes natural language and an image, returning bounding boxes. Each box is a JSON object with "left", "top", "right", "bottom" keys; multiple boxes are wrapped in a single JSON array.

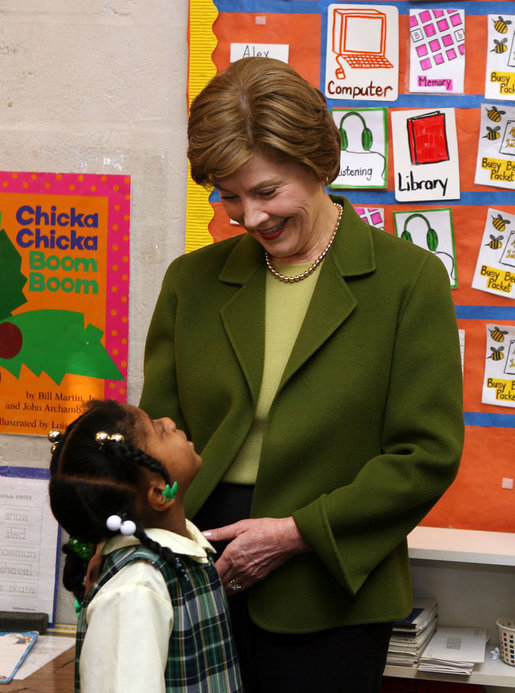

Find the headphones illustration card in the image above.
[
  {"left": 393, "top": 208, "right": 457, "bottom": 289},
  {"left": 390, "top": 108, "right": 460, "bottom": 202},
  {"left": 330, "top": 107, "right": 387, "bottom": 189}
]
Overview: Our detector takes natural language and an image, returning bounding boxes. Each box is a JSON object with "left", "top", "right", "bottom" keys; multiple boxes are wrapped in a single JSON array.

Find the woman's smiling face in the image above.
[{"left": 215, "top": 151, "right": 332, "bottom": 263}]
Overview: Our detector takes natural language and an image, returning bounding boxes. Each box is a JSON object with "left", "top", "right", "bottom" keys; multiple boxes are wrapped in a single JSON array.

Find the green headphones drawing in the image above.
[
  {"left": 401, "top": 213, "right": 456, "bottom": 281},
  {"left": 339, "top": 111, "right": 373, "bottom": 151},
  {"left": 401, "top": 213, "right": 439, "bottom": 250}
]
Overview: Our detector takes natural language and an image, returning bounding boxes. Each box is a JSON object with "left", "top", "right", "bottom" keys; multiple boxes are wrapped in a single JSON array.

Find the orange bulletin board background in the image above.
[{"left": 188, "top": 0, "right": 515, "bottom": 533}]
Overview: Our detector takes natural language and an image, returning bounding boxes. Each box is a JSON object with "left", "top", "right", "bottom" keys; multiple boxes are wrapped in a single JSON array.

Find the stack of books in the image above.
[
  {"left": 387, "top": 598, "right": 438, "bottom": 667},
  {"left": 418, "top": 626, "right": 489, "bottom": 675}
]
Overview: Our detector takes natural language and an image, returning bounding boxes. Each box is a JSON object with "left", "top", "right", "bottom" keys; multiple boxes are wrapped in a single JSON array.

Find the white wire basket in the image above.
[{"left": 497, "top": 616, "right": 515, "bottom": 666}]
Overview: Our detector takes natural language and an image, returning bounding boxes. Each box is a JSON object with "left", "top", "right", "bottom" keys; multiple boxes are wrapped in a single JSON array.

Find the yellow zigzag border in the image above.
[{"left": 185, "top": 0, "right": 218, "bottom": 253}]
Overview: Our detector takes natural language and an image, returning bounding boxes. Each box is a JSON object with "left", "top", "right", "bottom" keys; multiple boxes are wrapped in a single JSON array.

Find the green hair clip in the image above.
[
  {"left": 65, "top": 537, "right": 95, "bottom": 560},
  {"left": 162, "top": 481, "right": 178, "bottom": 501}
]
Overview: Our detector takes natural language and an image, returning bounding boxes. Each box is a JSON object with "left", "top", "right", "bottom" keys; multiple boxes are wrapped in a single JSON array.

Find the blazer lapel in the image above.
[
  {"left": 219, "top": 235, "right": 266, "bottom": 404},
  {"left": 281, "top": 263, "right": 356, "bottom": 386},
  {"left": 217, "top": 199, "right": 377, "bottom": 397},
  {"left": 281, "top": 199, "right": 376, "bottom": 387}
]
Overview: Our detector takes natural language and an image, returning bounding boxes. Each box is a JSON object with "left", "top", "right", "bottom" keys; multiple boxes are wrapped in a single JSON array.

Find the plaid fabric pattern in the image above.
[{"left": 75, "top": 546, "right": 242, "bottom": 692}]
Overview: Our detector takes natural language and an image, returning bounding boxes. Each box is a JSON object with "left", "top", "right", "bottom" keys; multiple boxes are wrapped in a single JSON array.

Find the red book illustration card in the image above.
[{"left": 391, "top": 108, "right": 460, "bottom": 202}]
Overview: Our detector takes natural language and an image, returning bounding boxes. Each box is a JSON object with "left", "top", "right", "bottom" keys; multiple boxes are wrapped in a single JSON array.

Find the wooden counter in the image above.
[{"left": 1, "top": 644, "right": 74, "bottom": 693}]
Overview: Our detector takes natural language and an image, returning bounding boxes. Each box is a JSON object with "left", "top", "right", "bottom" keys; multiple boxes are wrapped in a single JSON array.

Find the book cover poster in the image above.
[
  {"left": 484, "top": 13, "right": 515, "bottom": 101},
  {"left": 475, "top": 103, "right": 515, "bottom": 189},
  {"left": 393, "top": 208, "right": 458, "bottom": 287},
  {"left": 472, "top": 207, "right": 515, "bottom": 298},
  {"left": 330, "top": 107, "right": 387, "bottom": 188},
  {"left": 409, "top": 8, "right": 465, "bottom": 94},
  {"left": 324, "top": 4, "right": 399, "bottom": 102},
  {"left": 482, "top": 323, "right": 515, "bottom": 408},
  {"left": 391, "top": 108, "right": 460, "bottom": 201},
  {"left": 0, "top": 172, "right": 130, "bottom": 436}
]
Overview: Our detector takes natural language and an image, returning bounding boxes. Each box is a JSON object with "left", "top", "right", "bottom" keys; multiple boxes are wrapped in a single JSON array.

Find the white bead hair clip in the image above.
[{"left": 106, "top": 514, "right": 136, "bottom": 536}]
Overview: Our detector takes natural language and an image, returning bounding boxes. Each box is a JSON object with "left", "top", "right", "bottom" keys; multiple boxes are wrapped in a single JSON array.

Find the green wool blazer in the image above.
[{"left": 140, "top": 198, "right": 464, "bottom": 634}]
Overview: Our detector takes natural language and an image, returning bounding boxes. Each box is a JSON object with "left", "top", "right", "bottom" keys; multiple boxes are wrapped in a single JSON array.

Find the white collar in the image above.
[{"left": 101, "top": 519, "right": 215, "bottom": 563}]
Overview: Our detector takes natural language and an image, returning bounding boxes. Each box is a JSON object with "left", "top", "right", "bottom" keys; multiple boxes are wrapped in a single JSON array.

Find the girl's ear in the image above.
[{"left": 146, "top": 482, "right": 174, "bottom": 512}]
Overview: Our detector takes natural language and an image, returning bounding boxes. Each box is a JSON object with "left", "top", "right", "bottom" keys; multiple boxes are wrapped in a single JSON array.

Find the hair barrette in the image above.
[
  {"left": 64, "top": 537, "right": 95, "bottom": 560},
  {"left": 48, "top": 429, "right": 63, "bottom": 453},
  {"left": 95, "top": 431, "right": 125, "bottom": 448},
  {"left": 106, "top": 514, "right": 136, "bottom": 536},
  {"left": 74, "top": 598, "right": 82, "bottom": 619},
  {"left": 162, "top": 481, "right": 178, "bottom": 501}
]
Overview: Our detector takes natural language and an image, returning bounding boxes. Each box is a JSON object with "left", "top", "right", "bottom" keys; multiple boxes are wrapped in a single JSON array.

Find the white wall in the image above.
[{"left": 0, "top": 0, "right": 189, "bottom": 622}]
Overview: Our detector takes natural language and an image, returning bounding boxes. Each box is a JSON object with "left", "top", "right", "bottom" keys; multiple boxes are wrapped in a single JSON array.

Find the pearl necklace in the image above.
[{"left": 265, "top": 203, "right": 343, "bottom": 283}]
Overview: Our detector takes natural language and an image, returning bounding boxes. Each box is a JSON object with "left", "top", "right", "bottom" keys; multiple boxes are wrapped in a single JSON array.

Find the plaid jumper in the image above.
[{"left": 75, "top": 546, "right": 242, "bottom": 692}]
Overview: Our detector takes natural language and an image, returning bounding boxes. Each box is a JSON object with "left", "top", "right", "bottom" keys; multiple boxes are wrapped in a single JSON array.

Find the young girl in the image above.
[{"left": 48, "top": 398, "right": 242, "bottom": 693}]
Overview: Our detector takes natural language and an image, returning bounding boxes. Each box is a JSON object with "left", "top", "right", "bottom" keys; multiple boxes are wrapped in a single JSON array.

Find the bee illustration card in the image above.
[
  {"left": 409, "top": 8, "right": 465, "bottom": 94},
  {"left": 330, "top": 107, "right": 387, "bottom": 189},
  {"left": 393, "top": 208, "right": 457, "bottom": 287},
  {"left": 482, "top": 323, "right": 515, "bottom": 408},
  {"left": 472, "top": 208, "right": 515, "bottom": 299},
  {"left": 475, "top": 103, "right": 515, "bottom": 189},
  {"left": 391, "top": 108, "right": 460, "bottom": 202},
  {"left": 324, "top": 4, "right": 399, "bottom": 102},
  {"left": 484, "top": 13, "right": 515, "bottom": 101}
]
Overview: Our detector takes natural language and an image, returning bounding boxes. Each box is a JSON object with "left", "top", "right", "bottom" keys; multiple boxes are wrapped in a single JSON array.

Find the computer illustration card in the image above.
[{"left": 324, "top": 3, "right": 399, "bottom": 102}]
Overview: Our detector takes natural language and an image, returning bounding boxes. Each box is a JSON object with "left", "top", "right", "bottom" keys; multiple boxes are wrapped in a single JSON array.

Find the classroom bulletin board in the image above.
[{"left": 187, "top": 0, "right": 515, "bottom": 533}]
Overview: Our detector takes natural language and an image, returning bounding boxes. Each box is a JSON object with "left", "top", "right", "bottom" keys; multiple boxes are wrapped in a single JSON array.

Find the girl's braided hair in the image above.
[{"left": 49, "top": 399, "right": 180, "bottom": 602}]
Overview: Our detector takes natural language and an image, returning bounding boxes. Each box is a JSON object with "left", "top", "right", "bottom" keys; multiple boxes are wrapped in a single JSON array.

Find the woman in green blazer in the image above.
[{"left": 140, "top": 58, "right": 464, "bottom": 693}]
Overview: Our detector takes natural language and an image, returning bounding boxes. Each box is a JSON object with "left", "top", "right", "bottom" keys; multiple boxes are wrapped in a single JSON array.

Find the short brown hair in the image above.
[{"left": 187, "top": 57, "right": 341, "bottom": 187}]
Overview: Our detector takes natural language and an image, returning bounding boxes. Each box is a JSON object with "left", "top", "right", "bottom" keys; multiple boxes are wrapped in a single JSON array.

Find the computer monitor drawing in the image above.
[{"left": 332, "top": 8, "right": 394, "bottom": 79}]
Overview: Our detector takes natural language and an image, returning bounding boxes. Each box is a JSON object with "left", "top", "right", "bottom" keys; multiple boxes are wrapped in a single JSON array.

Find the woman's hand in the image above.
[{"left": 204, "top": 516, "right": 310, "bottom": 594}]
